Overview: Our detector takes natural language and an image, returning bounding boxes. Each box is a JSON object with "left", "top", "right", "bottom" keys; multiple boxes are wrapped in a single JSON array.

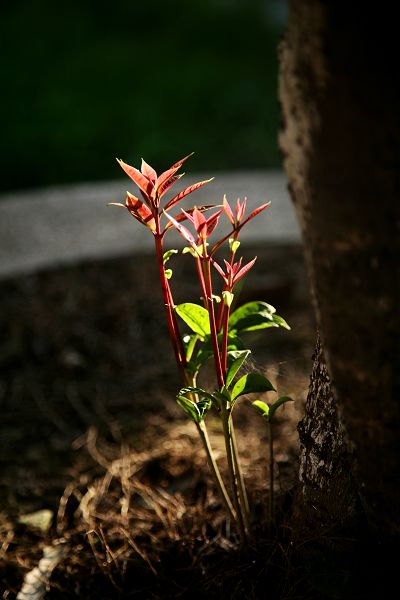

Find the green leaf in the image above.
[
  {"left": 190, "top": 335, "right": 213, "bottom": 370},
  {"left": 183, "top": 334, "right": 199, "bottom": 361},
  {"left": 163, "top": 249, "right": 178, "bottom": 264},
  {"left": 229, "top": 301, "right": 276, "bottom": 332},
  {"left": 228, "top": 301, "right": 290, "bottom": 333},
  {"left": 226, "top": 331, "right": 244, "bottom": 349},
  {"left": 176, "top": 395, "right": 201, "bottom": 422},
  {"left": 176, "top": 387, "right": 214, "bottom": 423},
  {"left": 231, "top": 373, "right": 275, "bottom": 402},
  {"left": 252, "top": 400, "right": 270, "bottom": 418},
  {"left": 176, "top": 303, "right": 211, "bottom": 338},
  {"left": 226, "top": 350, "right": 251, "bottom": 388},
  {"left": 178, "top": 386, "right": 216, "bottom": 403},
  {"left": 164, "top": 268, "right": 173, "bottom": 279},
  {"left": 197, "top": 398, "right": 212, "bottom": 420},
  {"left": 272, "top": 314, "right": 291, "bottom": 330},
  {"left": 213, "top": 388, "right": 231, "bottom": 410},
  {"left": 230, "top": 301, "right": 276, "bottom": 323},
  {"left": 269, "top": 395, "right": 293, "bottom": 420}
]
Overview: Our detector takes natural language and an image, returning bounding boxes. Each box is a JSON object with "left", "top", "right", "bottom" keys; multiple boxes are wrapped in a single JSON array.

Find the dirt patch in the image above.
[{"left": 0, "top": 244, "right": 316, "bottom": 598}]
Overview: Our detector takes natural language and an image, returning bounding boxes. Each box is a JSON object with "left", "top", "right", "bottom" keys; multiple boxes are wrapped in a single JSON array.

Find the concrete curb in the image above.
[{"left": 0, "top": 171, "right": 300, "bottom": 279}]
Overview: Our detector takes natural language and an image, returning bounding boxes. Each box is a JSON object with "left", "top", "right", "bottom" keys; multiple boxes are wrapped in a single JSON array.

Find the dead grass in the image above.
[{"left": 0, "top": 246, "right": 315, "bottom": 598}]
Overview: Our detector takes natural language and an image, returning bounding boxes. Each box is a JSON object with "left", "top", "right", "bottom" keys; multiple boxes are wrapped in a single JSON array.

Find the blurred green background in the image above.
[{"left": 0, "top": 0, "right": 287, "bottom": 193}]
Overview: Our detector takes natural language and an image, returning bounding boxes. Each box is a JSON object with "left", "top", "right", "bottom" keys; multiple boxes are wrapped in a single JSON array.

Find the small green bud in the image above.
[
  {"left": 229, "top": 238, "right": 241, "bottom": 254},
  {"left": 222, "top": 291, "right": 234, "bottom": 307},
  {"left": 182, "top": 246, "right": 197, "bottom": 257},
  {"left": 163, "top": 249, "right": 178, "bottom": 264}
]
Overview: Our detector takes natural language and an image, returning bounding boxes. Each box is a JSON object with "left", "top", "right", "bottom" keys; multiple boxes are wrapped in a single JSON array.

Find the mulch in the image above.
[{"left": 0, "top": 243, "right": 317, "bottom": 598}]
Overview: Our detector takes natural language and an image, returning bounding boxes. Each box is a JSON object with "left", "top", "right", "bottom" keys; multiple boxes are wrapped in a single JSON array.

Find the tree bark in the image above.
[
  {"left": 297, "top": 334, "right": 357, "bottom": 531},
  {"left": 279, "top": 1, "right": 400, "bottom": 536}
]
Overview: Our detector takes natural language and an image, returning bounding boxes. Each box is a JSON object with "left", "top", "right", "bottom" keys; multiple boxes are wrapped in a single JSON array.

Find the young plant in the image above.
[
  {"left": 111, "top": 154, "right": 291, "bottom": 544},
  {"left": 253, "top": 395, "right": 294, "bottom": 525}
]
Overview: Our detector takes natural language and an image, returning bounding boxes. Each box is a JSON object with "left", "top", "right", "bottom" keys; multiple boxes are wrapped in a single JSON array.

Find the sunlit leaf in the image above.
[
  {"left": 222, "top": 291, "right": 234, "bottom": 307},
  {"left": 177, "top": 387, "right": 215, "bottom": 421},
  {"left": 125, "top": 192, "right": 156, "bottom": 232},
  {"left": 231, "top": 373, "right": 275, "bottom": 402},
  {"left": 117, "top": 159, "right": 153, "bottom": 197},
  {"left": 229, "top": 301, "right": 277, "bottom": 332},
  {"left": 178, "top": 386, "right": 216, "bottom": 402},
  {"left": 226, "top": 349, "right": 251, "bottom": 388},
  {"left": 223, "top": 195, "right": 235, "bottom": 224},
  {"left": 176, "top": 303, "right": 211, "bottom": 338},
  {"left": 169, "top": 152, "right": 194, "bottom": 170},
  {"left": 238, "top": 201, "right": 271, "bottom": 229},
  {"left": 229, "top": 238, "right": 241, "bottom": 253},
  {"left": 164, "top": 212, "right": 197, "bottom": 247},
  {"left": 272, "top": 314, "right": 291, "bottom": 330},
  {"left": 164, "top": 206, "right": 215, "bottom": 233},
  {"left": 108, "top": 202, "right": 126, "bottom": 208},
  {"left": 141, "top": 158, "right": 157, "bottom": 182},
  {"left": 164, "top": 179, "right": 214, "bottom": 211},
  {"left": 183, "top": 333, "right": 199, "bottom": 361},
  {"left": 252, "top": 400, "right": 270, "bottom": 418},
  {"left": 176, "top": 395, "right": 201, "bottom": 422},
  {"left": 157, "top": 174, "right": 184, "bottom": 200},
  {"left": 163, "top": 249, "right": 178, "bottom": 264},
  {"left": 234, "top": 257, "right": 257, "bottom": 284},
  {"left": 156, "top": 166, "right": 182, "bottom": 195},
  {"left": 269, "top": 395, "right": 293, "bottom": 420}
]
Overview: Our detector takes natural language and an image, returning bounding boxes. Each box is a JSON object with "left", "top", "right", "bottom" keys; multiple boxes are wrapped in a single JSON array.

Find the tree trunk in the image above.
[
  {"left": 296, "top": 334, "right": 358, "bottom": 531},
  {"left": 279, "top": 1, "right": 400, "bottom": 537}
]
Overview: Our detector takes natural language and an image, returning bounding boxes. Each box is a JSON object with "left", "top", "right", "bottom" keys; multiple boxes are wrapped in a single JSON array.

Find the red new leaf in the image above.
[
  {"left": 157, "top": 174, "right": 184, "bottom": 202},
  {"left": 163, "top": 206, "right": 215, "bottom": 232},
  {"left": 239, "top": 202, "right": 271, "bottom": 228},
  {"left": 164, "top": 178, "right": 213, "bottom": 211},
  {"left": 141, "top": 158, "right": 157, "bottom": 182},
  {"left": 163, "top": 211, "right": 196, "bottom": 247},
  {"left": 204, "top": 209, "right": 223, "bottom": 238},
  {"left": 234, "top": 256, "right": 257, "bottom": 283},
  {"left": 223, "top": 195, "right": 235, "bottom": 224},
  {"left": 117, "top": 159, "right": 153, "bottom": 198},
  {"left": 169, "top": 152, "right": 194, "bottom": 170},
  {"left": 156, "top": 166, "right": 182, "bottom": 196},
  {"left": 126, "top": 192, "right": 156, "bottom": 232}
]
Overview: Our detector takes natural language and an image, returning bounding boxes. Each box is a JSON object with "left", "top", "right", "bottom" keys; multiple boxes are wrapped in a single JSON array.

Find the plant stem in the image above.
[
  {"left": 230, "top": 419, "right": 250, "bottom": 531},
  {"left": 202, "top": 258, "right": 224, "bottom": 389},
  {"left": 221, "top": 403, "right": 248, "bottom": 545},
  {"left": 196, "top": 420, "right": 236, "bottom": 522},
  {"left": 268, "top": 420, "right": 274, "bottom": 525},
  {"left": 154, "top": 232, "right": 186, "bottom": 373},
  {"left": 221, "top": 302, "right": 230, "bottom": 380}
]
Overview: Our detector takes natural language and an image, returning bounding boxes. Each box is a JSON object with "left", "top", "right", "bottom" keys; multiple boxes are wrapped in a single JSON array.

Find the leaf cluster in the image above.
[{"left": 175, "top": 301, "right": 290, "bottom": 422}]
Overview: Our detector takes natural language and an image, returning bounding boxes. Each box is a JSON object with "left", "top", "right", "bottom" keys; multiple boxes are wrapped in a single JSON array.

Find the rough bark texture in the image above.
[
  {"left": 279, "top": 1, "right": 400, "bottom": 536},
  {"left": 297, "top": 335, "right": 357, "bottom": 530}
]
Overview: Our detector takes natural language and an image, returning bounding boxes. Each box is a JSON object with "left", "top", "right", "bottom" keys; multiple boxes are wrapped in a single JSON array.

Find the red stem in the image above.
[
  {"left": 154, "top": 231, "right": 186, "bottom": 372},
  {"left": 195, "top": 255, "right": 208, "bottom": 308},
  {"left": 221, "top": 302, "right": 230, "bottom": 380},
  {"left": 215, "top": 237, "right": 237, "bottom": 331},
  {"left": 202, "top": 257, "right": 224, "bottom": 389}
]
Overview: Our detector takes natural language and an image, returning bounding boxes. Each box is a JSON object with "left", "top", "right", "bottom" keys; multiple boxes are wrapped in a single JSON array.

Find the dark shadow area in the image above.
[
  {"left": 0, "top": 243, "right": 315, "bottom": 598},
  {"left": 0, "top": 0, "right": 287, "bottom": 193}
]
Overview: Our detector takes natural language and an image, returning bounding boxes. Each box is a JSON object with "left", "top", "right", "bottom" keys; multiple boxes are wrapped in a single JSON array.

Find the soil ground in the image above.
[{"left": 0, "top": 243, "right": 317, "bottom": 599}]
